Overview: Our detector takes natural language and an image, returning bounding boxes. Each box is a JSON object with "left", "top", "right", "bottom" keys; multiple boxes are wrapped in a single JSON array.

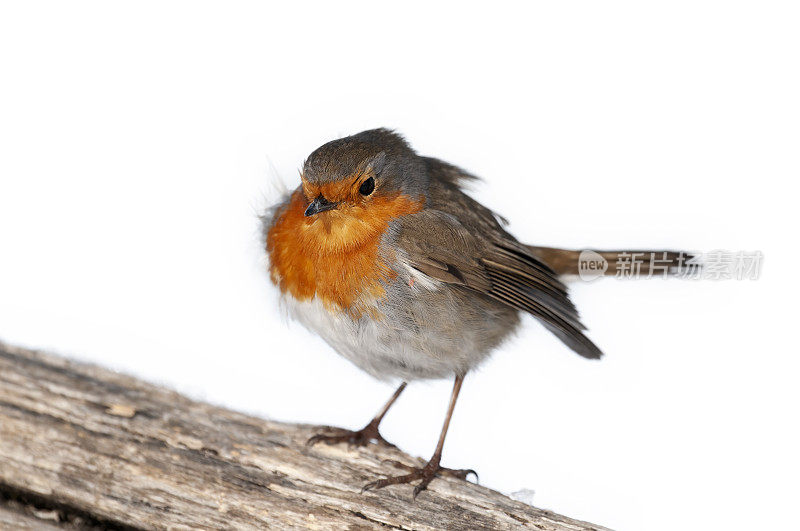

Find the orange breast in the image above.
[{"left": 266, "top": 189, "right": 423, "bottom": 315}]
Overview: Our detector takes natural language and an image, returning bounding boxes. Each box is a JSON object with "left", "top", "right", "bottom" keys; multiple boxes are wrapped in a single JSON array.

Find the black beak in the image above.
[{"left": 304, "top": 195, "right": 338, "bottom": 217}]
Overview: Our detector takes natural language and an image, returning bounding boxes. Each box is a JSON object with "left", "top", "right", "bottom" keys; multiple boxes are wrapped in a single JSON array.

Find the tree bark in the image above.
[{"left": 0, "top": 343, "right": 609, "bottom": 530}]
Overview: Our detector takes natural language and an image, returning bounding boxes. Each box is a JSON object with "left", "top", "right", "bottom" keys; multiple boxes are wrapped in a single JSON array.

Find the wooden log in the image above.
[
  {"left": 0, "top": 504, "right": 63, "bottom": 530},
  {"left": 0, "top": 343, "right": 609, "bottom": 530}
]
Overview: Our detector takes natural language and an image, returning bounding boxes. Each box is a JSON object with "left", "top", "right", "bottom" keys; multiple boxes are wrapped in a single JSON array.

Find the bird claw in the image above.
[
  {"left": 306, "top": 423, "right": 396, "bottom": 449},
  {"left": 381, "top": 458, "right": 478, "bottom": 481},
  {"left": 362, "top": 460, "right": 479, "bottom": 498},
  {"left": 445, "top": 467, "right": 479, "bottom": 482}
]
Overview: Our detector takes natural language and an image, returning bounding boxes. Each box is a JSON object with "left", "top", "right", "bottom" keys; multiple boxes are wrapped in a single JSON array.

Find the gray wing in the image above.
[{"left": 394, "top": 201, "right": 603, "bottom": 360}]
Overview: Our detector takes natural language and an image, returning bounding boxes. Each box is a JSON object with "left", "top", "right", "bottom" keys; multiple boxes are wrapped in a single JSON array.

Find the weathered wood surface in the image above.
[
  {"left": 0, "top": 503, "right": 63, "bottom": 530},
  {"left": 0, "top": 343, "right": 609, "bottom": 530}
]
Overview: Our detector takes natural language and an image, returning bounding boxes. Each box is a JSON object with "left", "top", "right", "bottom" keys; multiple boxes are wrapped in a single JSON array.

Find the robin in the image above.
[{"left": 264, "top": 128, "right": 692, "bottom": 497}]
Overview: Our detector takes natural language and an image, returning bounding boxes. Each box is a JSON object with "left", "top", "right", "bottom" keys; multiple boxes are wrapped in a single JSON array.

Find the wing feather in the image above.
[{"left": 393, "top": 208, "right": 602, "bottom": 359}]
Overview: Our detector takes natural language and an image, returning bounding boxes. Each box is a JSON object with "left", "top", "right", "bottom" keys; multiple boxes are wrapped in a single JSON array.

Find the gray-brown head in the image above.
[{"left": 300, "top": 129, "right": 427, "bottom": 217}]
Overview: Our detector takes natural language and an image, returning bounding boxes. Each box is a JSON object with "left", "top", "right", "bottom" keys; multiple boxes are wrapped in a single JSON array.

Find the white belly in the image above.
[{"left": 282, "top": 295, "right": 469, "bottom": 381}]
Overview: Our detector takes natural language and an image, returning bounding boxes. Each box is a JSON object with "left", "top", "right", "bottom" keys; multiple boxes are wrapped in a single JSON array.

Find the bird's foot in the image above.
[
  {"left": 362, "top": 458, "right": 478, "bottom": 498},
  {"left": 307, "top": 420, "right": 395, "bottom": 448}
]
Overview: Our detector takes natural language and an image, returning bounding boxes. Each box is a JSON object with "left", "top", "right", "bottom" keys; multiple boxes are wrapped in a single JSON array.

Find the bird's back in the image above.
[{"left": 386, "top": 157, "right": 603, "bottom": 361}]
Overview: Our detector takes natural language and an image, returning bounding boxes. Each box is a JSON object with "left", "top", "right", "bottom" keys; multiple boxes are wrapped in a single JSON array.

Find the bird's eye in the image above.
[{"left": 358, "top": 176, "right": 375, "bottom": 196}]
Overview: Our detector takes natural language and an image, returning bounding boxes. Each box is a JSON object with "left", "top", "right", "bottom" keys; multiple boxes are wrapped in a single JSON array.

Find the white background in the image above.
[{"left": 1, "top": 2, "right": 798, "bottom": 529}]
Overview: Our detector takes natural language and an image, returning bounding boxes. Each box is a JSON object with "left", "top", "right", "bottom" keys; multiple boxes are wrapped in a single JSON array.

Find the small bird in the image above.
[{"left": 264, "top": 129, "right": 692, "bottom": 497}]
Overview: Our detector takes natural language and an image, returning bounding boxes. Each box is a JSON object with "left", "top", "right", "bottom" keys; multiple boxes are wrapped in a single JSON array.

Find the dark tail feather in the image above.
[{"left": 527, "top": 246, "right": 699, "bottom": 278}]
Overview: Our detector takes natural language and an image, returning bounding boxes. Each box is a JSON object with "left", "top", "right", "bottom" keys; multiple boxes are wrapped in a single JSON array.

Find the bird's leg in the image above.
[
  {"left": 307, "top": 382, "right": 407, "bottom": 448},
  {"left": 362, "top": 374, "right": 477, "bottom": 498}
]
